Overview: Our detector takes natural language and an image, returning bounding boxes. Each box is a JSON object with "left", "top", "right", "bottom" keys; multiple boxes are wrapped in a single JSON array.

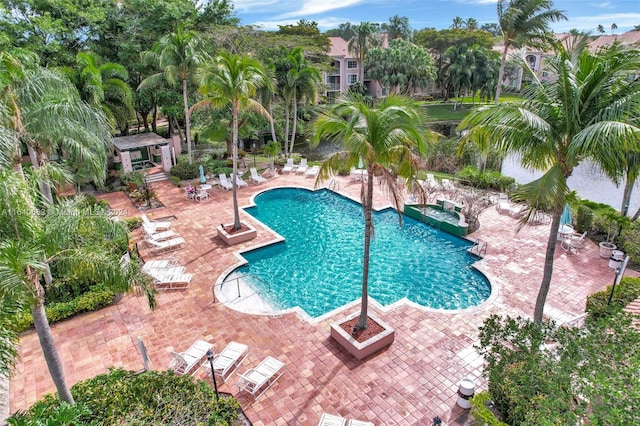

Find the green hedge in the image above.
[
  {"left": 11, "top": 285, "right": 117, "bottom": 334},
  {"left": 586, "top": 276, "right": 640, "bottom": 320},
  {"left": 456, "top": 167, "right": 515, "bottom": 192},
  {"left": 9, "top": 369, "right": 240, "bottom": 425},
  {"left": 170, "top": 161, "right": 201, "bottom": 180}
]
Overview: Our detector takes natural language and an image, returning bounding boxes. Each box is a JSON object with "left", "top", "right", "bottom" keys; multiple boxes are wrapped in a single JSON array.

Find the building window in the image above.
[
  {"left": 347, "top": 74, "right": 358, "bottom": 84},
  {"left": 347, "top": 60, "right": 358, "bottom": 69}
]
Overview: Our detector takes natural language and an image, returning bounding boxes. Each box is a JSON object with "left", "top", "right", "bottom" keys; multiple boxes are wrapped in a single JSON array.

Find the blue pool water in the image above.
[{"left": 237, "top": 188, "right": 491, "bottom": 318}]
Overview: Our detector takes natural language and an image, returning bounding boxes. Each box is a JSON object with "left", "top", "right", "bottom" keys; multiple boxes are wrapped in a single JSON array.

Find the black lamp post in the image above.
[
  {"left": 252, "top": 142, "right": 257, "bottom": 168},
  {"left": 607, "top": 254, "right": 629, "bottom": 306},
  {"left": 206, "top": 349, "right": 219, "bottom": 402}
]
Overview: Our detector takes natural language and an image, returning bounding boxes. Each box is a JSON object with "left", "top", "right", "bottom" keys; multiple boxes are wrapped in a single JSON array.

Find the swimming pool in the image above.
[{"left": 236, "top": 188, "right": 491, "bottom": 318}]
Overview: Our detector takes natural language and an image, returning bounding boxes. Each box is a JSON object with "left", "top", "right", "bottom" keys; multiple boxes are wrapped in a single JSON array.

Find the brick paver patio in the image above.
[{"left": 8, "top": 171, "right": 622, "bottom": 425}]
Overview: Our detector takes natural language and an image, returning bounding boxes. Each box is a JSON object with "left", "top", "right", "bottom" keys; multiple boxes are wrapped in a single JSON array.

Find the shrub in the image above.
[
  {"left": 586, "top": 276, "right": 640, "bottom": 320},
  {"left": 170, "top": 161, "right": 200, "bottom": 180},
  {"left": 120, "top": 171, "right": 144, "bottom": 188},
  {"left": 456, "top": 167, "right": 515, "bottom": 191},
  {"left": 170, "top": 175, "right": 182, "bottom": 187},
  {"left": 575, "top": 205, "right": 593, "bottom": 233},
  {"left": 9, "top": 369, "right": 240, "bottom": 425},
  {"left": 124, "top": 216, "right": 142, "bottom": 231},
  {"left": 11, "top": 285, "right": 117, "bottom": 333},
  {"left": 619, "top": 220, "right": 640, "bottom": 266},
  {"left": 470, "top": 391, "right": 509, "bottom": 426}
]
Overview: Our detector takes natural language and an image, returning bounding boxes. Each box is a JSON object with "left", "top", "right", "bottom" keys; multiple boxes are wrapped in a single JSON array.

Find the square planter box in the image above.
[
  {"left": 330, "top": 312, "right": 395, "bottom": 360},
  {"left": 217, "top": 222, "right": 257, "bottom": 246}
]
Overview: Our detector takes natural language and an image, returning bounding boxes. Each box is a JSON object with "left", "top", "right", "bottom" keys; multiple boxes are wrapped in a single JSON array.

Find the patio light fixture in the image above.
[
  {"left": 607, "top": 254, "right": 629, "bottom": 306},
  {"left": 206, "top": 349, "right": 220, "bottom": 402}
]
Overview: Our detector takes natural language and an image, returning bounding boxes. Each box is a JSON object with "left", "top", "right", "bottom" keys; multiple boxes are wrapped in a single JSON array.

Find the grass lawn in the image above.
[{"left": 423, "top": 94, "right": 524, "bottom": 122}]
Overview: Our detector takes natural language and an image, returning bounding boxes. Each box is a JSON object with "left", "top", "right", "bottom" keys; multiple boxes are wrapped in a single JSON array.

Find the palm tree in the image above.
[
  {"left": 0, "top": 169, "right": 155, "bottom": 404},
  {"left": 278, "top": 47, "right": 320, "bottom": 157},
  {"left": 347, "top": 22, "right": 382, "bottom": 84},
  {"left": 466, "top": 18, "right": 479, "bottom": 31},
  {"left": 494, "top": 0, "right": 567, "bottom": 103},
  {"left": 62, "top": 52, "right": 134, "bottom": 136},
  {"left": 442, "top": 44, "right": 474, "bottom": 110},
  {"left": 311, "top": 94, "right": 437, "bottom": 330},
  {"left": 451, "top": 16, "right": 465, "bottom": 30},
  {"left": 611, "top": 23, "right": 618, "bottom": 35},
  {"left": 194, "top": 52, "right": 271, "bottom": 230},
  {"left": 141, "top": 24, "right": 206, "bottom": 164},
  {"left": 596, "top": 24, "right": 605, "bottom": 35},
  {"left": 458, "top": 37, "right": 640, "bottom": 323},
  {"left": 384, "top": 15, "right": 411, "bottom": 40}
]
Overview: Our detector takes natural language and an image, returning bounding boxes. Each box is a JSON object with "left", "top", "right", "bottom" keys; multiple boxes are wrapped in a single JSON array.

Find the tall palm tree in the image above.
[
  {"left": 458, "top": 37, "right": 640, "bottom": 323},
  {"left": 442, "top": 44, "right": 474, "bottom": 110},
  {"left": 384, "top": 15, "right": 411, "bottom": 41},
  {"left": 140, "top": 24, "right": 206, "bottom": 165},
  {"left": 62, "top": 52, "right": 134, "bottom": 135},
  {"left": 0, "top": 169, "right": 155, "bottom": 404},
  {"left": 194, "top": 52, "right": 271, "bottom": 230},
  {"left": 279, "top": 47, "right": 320, "bottom": 157},
  {"left": 311, "top": 94, "right": 437, "bottom": 330},
  {"left": 494, "top": 0, "right": 567, "bottom": 103},
  {"left": 466, "top": 18, "right": 479, "bottom": 31},
  {"left": 348, "top": 22, "right": 382, "bottom": 84}
]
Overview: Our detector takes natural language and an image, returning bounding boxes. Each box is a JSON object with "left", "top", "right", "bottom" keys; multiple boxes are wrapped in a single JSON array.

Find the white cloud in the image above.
[{"left": 278, "top": 0, "right": 366, "bottom": 19}]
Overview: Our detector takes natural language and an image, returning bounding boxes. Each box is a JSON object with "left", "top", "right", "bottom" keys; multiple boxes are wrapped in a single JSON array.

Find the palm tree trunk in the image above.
[
  {"left": 289, "top": 94, "right": 298, "bottom": 156},
  {"left": 182, "top": 79, "right": 193, "bottom": 165},
  {"left": 283, "top": 102, "right": 290, "bottom": 158},
  {"left": 494, "top": 42, "right": 509, "bottom": 104},
  {"left": 357, "top": 171, "right": 375, "bottom": 330},
  {"left": 268, "top": 99, "right": 277, "bottom": 144},
  {"left": 32, "top": 301, "right": 75, "bottom": 404},
  {"left": 620, "top": 173, "right": 637, "bottom": 216},
  {"left": 533, "top": 207, "right": 562, "bottom": 323},
  {"left": 231, "top": 103, "right": 241, "bottom": 230}
]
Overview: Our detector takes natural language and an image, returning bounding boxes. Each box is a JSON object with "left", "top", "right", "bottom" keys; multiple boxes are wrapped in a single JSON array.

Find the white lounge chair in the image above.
[
  {"left": 236, "top": 356, "right": 285, "bottom": 400},
  {"left": 233, "top": 173, "right": 248, "bottom": 188},
  {"left": 305, "top": 165, "right": 320, "bottom": 178},
  {"left": 441, "top": 178, "right": 455, "bottom": 191},
  {"left": 496, "top": 193, "right": 511, "bottom": 214},
  {"left": 218, "top": 174, "right": 233, "bottom": 191},
  {"left": 562, "top": 231, "right": 587, "bottom": 253},
  {"left": 203, "top": 341, "right": 250, "bottom": 382},
  {"left": 141, "top": 214, "right": 172, "bottom": 232},
  {"left": 296, "top": 158, "right": 308, "bottom": 174},
  {"left": 250, "top": 167, "right": 267, "bottom": 184},
  {"left": 143, "top": 226, "right": 178, "bottom": 242},
  {"left": 146, "top": 237, "right": 185, "bottom": 253},
  {"left": 282, "top": 158, "right": 295, "bottom": 173},
  {"left": 153, "top": 272, "right": 192, "bottom": 290},
  {"left": 425, "top": 173, "right": 440, "bottom": 189},
  {"left": 168, "top": 340, "right": 213, "bottom": 375},
  {"left": 142, "top": 264, "right": 186, "bottom": 279},
  {"left": 318, "top": 413, "right": 346, "bottom": 426},
  {"left": 142, "top": 258, "right": 178, "bottom": 269},
  {"left": 348, "top": 420, "right": 374, "bottom": 426}
]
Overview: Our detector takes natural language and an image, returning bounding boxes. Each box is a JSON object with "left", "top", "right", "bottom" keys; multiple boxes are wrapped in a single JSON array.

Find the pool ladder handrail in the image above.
[
  {"left": 328, "top": 178, "right": 339, "bottom": 192},
  {"left": 214, "top": 272, "right": 272, "bottom": 303},
  {"left": 468, "top": 239, "right": 487, "bottom": 257}
]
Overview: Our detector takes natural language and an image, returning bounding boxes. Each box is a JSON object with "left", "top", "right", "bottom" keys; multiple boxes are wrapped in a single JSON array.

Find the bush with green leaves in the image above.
[
  {"left": 476, "top": 313, "right": 640, "bottom": 425},
  {"left": 11, "top": 284, "right": 117, "bottom": 333},
  {"left": 575, "top": 204, "right": 593, "bottom": 233},
  {"left": 120, "top": 171, "right": 144, "bottom": 188},
  {"left": 456, "top": 166, "right": 515, "bottom": 191},
  {"left": 619, "top": 219, "right": 640, "bottom": 266},
  {"left": 170, "top": 160, "right": 201, "bottom": 180},
  {"left": 585, "top": 276, "right": 640, "bottom": 320},
  {"left": 8, "top": 369, "right": 240, "bottom": 425}
]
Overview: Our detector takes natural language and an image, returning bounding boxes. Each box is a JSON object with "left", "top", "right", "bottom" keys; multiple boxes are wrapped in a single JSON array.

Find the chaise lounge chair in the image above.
[
  {"left": 249, "top": 167, "right": 267, "bottom": 184},
  {"left": 141, "top": 214, "right": 172, "bottom": 232},
  {"left": 305, "top": 165, "right": 320, "bottom": 178},
  {"left": 168, "top": 340, "right": 213, "bottom": 375},
  {"left": 496, "top": 193, "right": 511, "bottom": 214},
  {"left": 282, "top": 158, "right": 295, "bottom": 173},
  {"left": 233, "top": 172, "right": 248, "bottom": 188},
  {"left": 143, "top": 227, "right": 179, "bottom": 242},
  {"left": 153, "top": 272, "right": 192, "bottom": 290},
  {"left": 318, "top": 413, "right": 346, "bottom": 426},
  {"left": 296, "top": 158, "right": 308, "bottom": 174},
  {"left": 203, "top": 341, "right": 250, "bottom": 382},
  {"left": 236, "top": 356, "right": 285, "bottom": 400},
  {"left": 349, "top": 420, "right": 374, "bottom": 426},
  {"left": 218, "top": 174, "right": 233, "bottom": 191},
  {"left": 145, "top": 236, "right": 185, "bottom": 254}
]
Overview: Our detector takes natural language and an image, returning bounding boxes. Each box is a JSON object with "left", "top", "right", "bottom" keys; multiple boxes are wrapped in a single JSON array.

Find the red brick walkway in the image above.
[{"left": 9, "top": 172, "right": 622, "bottom": 425}]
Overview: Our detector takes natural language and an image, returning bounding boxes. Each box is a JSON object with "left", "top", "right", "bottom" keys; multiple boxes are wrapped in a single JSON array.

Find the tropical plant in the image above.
[
  {"left": 382, "top": 15, "right": 411, "bottom": 41},
  {"left": 194, "top": 51, "right": 271, "bottom": 230},
  {"left": 458, "top": 37, "right": 640, "bottom": 323},
  {"left": 311, "top": 94, "right": 437, "bottom": 330},
  {"left": 494, "top": 0, "right": 567, "bottom": 103},
  {"left": 347, "top": 22, "right": 382, "bottom": 84},
  {"left": 0, "top": 169, "right": 155, "bottom": 404},
  {"left": 140, "top": 23, "right": 207, "bottom": 165},
  {"left": 274, "top": 47, "right": 320, "bottom": 157},
  {"left": 442, "top": 44, "right": 474, "bottom": 109},
  {"left": 61, "top": 52, "right": 134, "bottom": 135}
]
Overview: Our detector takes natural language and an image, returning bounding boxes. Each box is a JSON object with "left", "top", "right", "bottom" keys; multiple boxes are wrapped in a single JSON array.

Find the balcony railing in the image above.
[{"left": 325, "top": 83, "right": 341, "bottom": 90}]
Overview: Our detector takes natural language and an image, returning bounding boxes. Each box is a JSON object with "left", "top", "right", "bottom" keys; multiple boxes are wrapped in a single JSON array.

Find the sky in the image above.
[{"left": 231, "top": 0, "right": 640, "bottom": 34}]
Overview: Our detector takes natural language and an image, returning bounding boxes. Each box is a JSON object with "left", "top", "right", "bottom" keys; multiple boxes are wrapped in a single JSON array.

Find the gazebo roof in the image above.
[{"left": 112, "top": 133, "right": 169, "bottom": 151}]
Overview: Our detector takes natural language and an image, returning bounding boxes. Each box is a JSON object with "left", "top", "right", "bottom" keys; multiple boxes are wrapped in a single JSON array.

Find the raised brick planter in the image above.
[
  {"left": 217, "top": 222, "right": 257, "bottom": 246},
  {"left": 330, "top": 312, "right": 395, "bottom": 360}
]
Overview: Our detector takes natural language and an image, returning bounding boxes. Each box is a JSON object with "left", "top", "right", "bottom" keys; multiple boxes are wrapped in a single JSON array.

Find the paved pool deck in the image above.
[{"left": 7, "top": 170, "right": 625, "bottom": 425}]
